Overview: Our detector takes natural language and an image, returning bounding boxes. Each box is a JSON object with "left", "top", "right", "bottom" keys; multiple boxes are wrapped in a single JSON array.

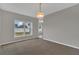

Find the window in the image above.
[
  {"left": 14, "top": 20, "right": 32, "bottom": 37},
  {"left": 38, "top": 23, "right": 43, "bottom": 38},
  {"left": 15, "top": 20, "right": 24, "bottom": 37},
  {"left": 38, "top": 23, "right": 43, "bottom": 33},
  {"left": 25, "top": 22, "right": 32, "bottom": 35}
]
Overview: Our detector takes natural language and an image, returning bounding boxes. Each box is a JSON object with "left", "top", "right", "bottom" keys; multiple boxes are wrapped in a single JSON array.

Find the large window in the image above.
[{"left": 14, "top": 20, "right": 32, "bottom": 37}]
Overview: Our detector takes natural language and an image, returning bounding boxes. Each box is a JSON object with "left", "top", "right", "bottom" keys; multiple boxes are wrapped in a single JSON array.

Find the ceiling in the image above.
[{"left": 0, "top": 3, "right": 78, "bottom": 18}]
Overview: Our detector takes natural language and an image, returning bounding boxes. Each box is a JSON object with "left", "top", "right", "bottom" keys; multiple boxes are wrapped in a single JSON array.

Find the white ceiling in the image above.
[{"left": 0, "top": 3, "right": 78, "bottom": 17}]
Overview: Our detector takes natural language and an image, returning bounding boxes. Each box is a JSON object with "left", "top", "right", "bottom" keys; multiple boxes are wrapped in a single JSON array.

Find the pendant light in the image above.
[{"left": 36, "top": 3, "right": 45, "bottom": 18}]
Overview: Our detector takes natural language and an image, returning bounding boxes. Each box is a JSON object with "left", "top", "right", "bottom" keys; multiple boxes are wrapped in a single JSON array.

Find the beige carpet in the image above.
[{"left": 0, "top": 38, "right": 79, "bottom": 55}]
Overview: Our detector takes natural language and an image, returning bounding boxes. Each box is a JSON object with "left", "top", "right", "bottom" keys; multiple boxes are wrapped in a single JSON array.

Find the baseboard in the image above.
[
  {"left": 0, "top": 37, "right": 38, "bottom": 46},
  {"left": 43, "top": 38, "right": 79, "bottom": 49}
]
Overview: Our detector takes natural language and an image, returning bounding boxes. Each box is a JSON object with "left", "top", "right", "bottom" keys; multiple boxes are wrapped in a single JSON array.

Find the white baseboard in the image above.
[
  {"left": 0, "top": 37, "right": 38, "bottom": 46},
  {"left": 43, "top": 38, "right": 79, "bottom": 49}
]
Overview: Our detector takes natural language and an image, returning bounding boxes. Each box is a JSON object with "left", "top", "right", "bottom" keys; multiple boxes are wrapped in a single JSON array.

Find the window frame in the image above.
[{"left": 14, "top": 20, "right": 33, "bottom": 38}]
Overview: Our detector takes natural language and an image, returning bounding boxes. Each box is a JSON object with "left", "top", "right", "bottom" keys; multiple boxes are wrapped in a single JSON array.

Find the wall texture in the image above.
[
  {"left": 0, "top": 9, "right": 38, "bottom": 45},
  {"left": 43, "top": 4, "right": 79, "bottom": 49}
]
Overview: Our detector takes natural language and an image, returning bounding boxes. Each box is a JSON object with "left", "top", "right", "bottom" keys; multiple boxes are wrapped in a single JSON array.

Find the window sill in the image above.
[{"left": 14, "top": 34, "right": 32, "bottom": 40}]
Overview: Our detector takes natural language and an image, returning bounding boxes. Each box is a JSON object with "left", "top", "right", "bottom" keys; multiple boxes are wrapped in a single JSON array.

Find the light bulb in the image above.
[{"left": 36, "top": 11, "right": 44, "bottom": 18}]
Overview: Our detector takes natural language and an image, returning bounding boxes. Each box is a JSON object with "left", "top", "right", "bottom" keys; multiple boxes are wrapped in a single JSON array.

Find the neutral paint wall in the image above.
[
  {"left": 0, "top": 9, "right": 38, "bottom": 45},
  {"left": 43, "top": 4, "right": 79, "bottom": 49}
]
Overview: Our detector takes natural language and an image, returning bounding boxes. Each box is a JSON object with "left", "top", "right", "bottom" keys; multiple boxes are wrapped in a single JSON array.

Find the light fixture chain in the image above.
[{"left": 39, "top": 3, "right": 42, "bottom": 12}]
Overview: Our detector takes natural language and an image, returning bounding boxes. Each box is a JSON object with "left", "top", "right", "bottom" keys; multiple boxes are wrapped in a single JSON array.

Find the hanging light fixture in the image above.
[{"left": 36, "top": 3, "right": 45, "bottom": 18}]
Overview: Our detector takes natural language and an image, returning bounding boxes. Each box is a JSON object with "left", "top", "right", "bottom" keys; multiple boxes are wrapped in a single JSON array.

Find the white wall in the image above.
[
  {"left": 0, "top": 9, "right": 38, "bottom": 45},
  {"left": 43, "top": 4, "right": 79, "bottom": 49}
]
